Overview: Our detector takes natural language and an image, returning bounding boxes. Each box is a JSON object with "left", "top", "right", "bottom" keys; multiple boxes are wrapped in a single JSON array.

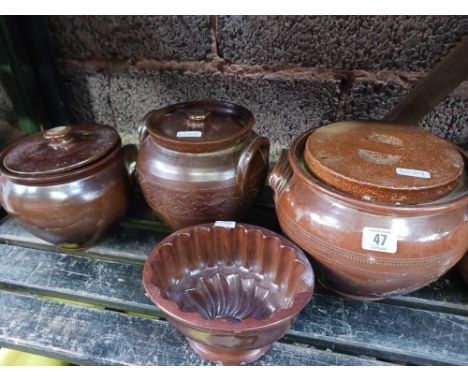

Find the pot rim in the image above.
[
  {"left": 289, "top": 130, "right": 468, "bottom": 215},
  {"left": 142, "top": 100, "right": 255, "bottom": 153},
  {"left": 0, "top": 124, "right": 121, "bottom": 177},
  {"left": 0, "top": 140, "right": 123, "bottom": 185},
  {"left": 142, "top": 223, "right": 315, "bottom": 333}
]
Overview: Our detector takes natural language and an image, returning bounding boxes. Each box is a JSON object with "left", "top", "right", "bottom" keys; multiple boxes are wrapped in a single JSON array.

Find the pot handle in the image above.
[
  {"left": 122, "top": 144, "right": 138, "bottom": 187},
  {"left": 137, "top": 110, "right": 155, "bottom": 145},
  {"left": 236, "top": 135, "right": 270, "bottom": 196},
  {"left": 268, "top": 149, "right": 293, "bottom": 200},
  {"left": 138, "top": 122, "right": 149, "bottom": 145}
]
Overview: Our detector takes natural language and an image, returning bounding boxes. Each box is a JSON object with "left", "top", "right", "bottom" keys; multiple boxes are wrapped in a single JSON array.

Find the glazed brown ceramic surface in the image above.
[
  {"left": 304, "top": 121, "right": 464, "bottom": 204},
  {"left": 137, "top": 101, "right": 269, "bottom": 230},
  {"left": 142, "top": 101, "right": 254, "bottom": 152},
  {"left": 4, "top": 124, "right": 119, "bottom": 175},
  {"left": 143, "top": 223, "right": 314, "bottom": 365},
  {"left": 0, "top": 125, "right": 134, "bottom": 249},
  {"left": 269, "top": 129, "right": 468, "bottom": 300}
]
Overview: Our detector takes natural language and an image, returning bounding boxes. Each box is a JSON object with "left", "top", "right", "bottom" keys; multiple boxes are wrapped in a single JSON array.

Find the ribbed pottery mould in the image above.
[{"left": 149, "top": 225, "right": 312, "bottom": 322}]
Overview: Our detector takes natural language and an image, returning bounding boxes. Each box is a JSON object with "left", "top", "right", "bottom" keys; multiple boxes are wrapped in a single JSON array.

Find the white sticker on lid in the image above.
[
  {"left": 396, "top": 167, "right": 431, "bottom": 179},
  {"left": 214, "top": 221, "right": 236, "bottom": 229},
  {"left": 176, "top": 131, "right": 203, "bottom": 138},
  {"left": 362, "top": 227, "right": 397, "bottom": 254}
]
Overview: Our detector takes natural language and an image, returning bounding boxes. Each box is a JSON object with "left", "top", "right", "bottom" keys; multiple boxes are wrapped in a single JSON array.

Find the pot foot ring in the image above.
[
  {"left": 318, "top": 278, "right": 385, "bottom": 301},
  {"left": 187, "top": 338, "right": 271, "bottom": 365}
]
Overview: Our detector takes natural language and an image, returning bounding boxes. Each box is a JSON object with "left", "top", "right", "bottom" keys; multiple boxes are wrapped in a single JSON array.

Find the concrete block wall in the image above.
[{"left": 46, "top": 16, "right": 468, "bottom": 160}]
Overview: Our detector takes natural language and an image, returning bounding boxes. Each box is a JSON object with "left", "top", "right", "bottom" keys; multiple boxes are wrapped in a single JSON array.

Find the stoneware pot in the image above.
[
  {"left": 0, "top": 124, "right": 136, "bottom": 249},
  {"left": 137, "top": 101, "right": 270, "bottom": 230},
  {"left": 269, "top": 122, "right": 468, "bottom": 300},
  {"left": 143, "top": 222, "right": 314, "bottom": 365}
]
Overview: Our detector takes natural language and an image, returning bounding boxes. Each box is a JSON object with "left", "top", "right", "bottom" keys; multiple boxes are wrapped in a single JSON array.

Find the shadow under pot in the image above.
[
  {"left": 143, "top": 222, "right": 314, "bottom": 365},
  {"left": 0, "top": 124, "right": 136, "bottom": 249},
  {"left": 459, "top": 253, "right": 468, "bottom": 285},
  {"left": 269, "top": 121, "right": 468, "bottom": 300},
  {"left": 137, "top": 101, "right": 270, "bottom": 231}
]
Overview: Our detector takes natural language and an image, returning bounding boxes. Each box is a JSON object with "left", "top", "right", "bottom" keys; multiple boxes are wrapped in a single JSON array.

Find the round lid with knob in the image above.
[
  {"left": 303, "top": 121, "right": 465, "bottom": 204},
  {"left": 1, "top": 124, "right": 120, "bottom": 176},
  {"left": 142, "top": 100, "right": 255, "bottom": 152}
]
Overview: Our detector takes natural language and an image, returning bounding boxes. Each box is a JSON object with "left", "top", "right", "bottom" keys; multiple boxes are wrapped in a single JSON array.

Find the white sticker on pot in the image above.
[
  {"left": 396, "top": 167, "right": 431, "bottom": 179},
  {"left": 362, "top": 227, "right": 397, "bottom": 254},
  {"left": 214, "top": 221, "right": 236, "bottom": 229},
  {"left": 176, "top": 131, "right": 203, "bottom": 138}
]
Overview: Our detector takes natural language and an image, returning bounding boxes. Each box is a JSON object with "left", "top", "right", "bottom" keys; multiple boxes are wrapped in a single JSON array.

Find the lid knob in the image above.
[
  {"left": 43, "top": 126, "right": 73, "bottom": 146},
  {"left": 187, "top": 109, "right": 211, "bottom": 122}
]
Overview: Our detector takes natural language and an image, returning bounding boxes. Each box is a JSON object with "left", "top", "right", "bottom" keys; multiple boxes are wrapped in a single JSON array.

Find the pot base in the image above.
[
  {"left": 187, "top": 338, "right": 271, "bottom": 365},
  {"left": 318, "top": 278, "right": 384, "bottom": 302}
]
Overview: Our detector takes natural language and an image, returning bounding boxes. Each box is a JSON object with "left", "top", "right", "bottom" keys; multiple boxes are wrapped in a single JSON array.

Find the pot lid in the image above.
[
  {"left": 2, "top": 124, "right": 120, "bottom": 176},
  {"left": 143, "top": 101, "right": 254, "bottom": 151},
  {"left": 304, "top": 121, "right": 465, "bottom": 204}
]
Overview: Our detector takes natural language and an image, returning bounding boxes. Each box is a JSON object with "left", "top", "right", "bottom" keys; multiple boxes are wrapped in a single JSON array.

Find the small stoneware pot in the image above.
[
  {"left": 143, "top": 222, "right": 314, "bottom": 365},
  {"left": 0, "top": 124, "right": 136, "bottom": 249},
  {"left": 269, "top": 122, "right": 468, "bottom": 300},
  {"left": 137, "top": 101, "right": 270, "bottom": 230}
]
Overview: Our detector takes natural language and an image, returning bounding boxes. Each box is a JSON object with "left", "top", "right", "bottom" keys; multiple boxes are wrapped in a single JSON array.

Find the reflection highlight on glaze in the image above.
[
  {"left": 308, "top": 211, "right": 340, "bottom": 229},
  {"left": 418, "top": 231, "right": 451, "bottom": 243},
  {"left": 151, "top": 158, "right": 233, "bottom": 182}
]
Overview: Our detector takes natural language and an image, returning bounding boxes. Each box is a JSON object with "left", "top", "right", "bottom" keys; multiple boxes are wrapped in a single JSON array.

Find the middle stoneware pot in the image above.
[
  {"left": 136, "top": 101, "right": 269, "bottom": 230},
  {"left": 269, "top": 121, "right": 468, "bottom": 300},
  {"left": 143, "top": 222, "right": 314, "bottom": 365}
]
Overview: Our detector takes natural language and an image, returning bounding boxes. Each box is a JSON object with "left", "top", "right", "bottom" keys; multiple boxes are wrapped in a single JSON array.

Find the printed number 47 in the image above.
[{"left": 373, "top": 233, "right": 387, "bottom": 246}]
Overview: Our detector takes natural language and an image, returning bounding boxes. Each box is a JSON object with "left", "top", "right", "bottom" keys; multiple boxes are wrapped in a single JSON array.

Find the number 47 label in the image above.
[{"left": 362, "top": 227, "right": 398, "bottom": 254}]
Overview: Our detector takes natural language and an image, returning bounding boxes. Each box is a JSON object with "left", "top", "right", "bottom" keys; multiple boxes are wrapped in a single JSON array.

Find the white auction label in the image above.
[
  {"left": 214, "top": 221, "right": 236, "bottom": 229},
  {"left": 176, "top": 131, "right": 203, "bottom": 138},
  {"left": 361, "top": 227, "right": 397, "bottom": 254},
  {"left": 396, "top": 167, "right": 431, "bottom": 179}
]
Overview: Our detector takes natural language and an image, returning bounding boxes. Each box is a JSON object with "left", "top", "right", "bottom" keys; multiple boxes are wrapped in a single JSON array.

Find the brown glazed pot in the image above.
[
  {"left": 269, "top": 126, "right": 468, "bottom": 300},
  {"left": 143, "top": 222, "right": 314, "bottom": 365},
  {"left": 136, "top": 101, "right": 270, "bottom": 230},
  {"left": 0, "top": 125, "right": 135, "bottom": 249}
]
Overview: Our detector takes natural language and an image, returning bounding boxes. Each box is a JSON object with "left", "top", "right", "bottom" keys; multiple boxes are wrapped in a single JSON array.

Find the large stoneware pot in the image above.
[
  {"left": 269, "top": 121, "right": 468, "bottom": 300},
  {"left": 0, "top": 125, "right": 135, "bottom": 249},
  {"left": 137, "top": 101, "right": 269, "bottom": 230}
]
